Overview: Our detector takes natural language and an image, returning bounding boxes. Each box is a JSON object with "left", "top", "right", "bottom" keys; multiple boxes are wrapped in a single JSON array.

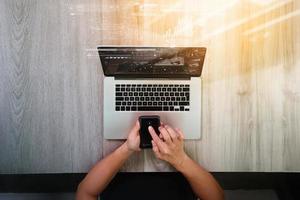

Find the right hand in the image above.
[{"left": 148, "top": 124, "right": 188, "bottom": 170}]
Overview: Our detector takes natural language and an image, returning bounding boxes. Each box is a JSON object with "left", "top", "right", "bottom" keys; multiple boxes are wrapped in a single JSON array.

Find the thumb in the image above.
[{"left": 132, "top": 120, "right": 140, "bottom": 134}]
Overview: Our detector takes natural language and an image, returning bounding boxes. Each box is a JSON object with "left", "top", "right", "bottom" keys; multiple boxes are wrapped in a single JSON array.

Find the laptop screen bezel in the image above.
[{"left": 97, "top": 46, "right": 206, "bottom": 78}]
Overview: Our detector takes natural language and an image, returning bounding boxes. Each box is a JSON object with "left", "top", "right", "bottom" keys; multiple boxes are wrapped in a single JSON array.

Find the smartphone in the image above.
[{"left": 139, "top": 115, "right": 160, "bottom": 149}]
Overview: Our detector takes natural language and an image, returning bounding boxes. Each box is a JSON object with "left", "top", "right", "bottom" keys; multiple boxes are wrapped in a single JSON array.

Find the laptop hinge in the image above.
[{"left": 114, "top": 76, "right": 191, "bottom": 80}]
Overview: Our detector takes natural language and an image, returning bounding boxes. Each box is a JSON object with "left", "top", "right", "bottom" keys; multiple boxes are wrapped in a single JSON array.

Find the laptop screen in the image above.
[{"left": 97, "top": 47, "right": 206, "bottom": 78}]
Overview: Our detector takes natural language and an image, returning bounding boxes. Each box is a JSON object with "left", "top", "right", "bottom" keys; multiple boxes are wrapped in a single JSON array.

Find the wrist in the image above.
[
  {"left": 118, "top": 142, "right": 134, "bottom": 157},
  {"left": 173, "top": 153, "right": 189, "bottom": 172}
]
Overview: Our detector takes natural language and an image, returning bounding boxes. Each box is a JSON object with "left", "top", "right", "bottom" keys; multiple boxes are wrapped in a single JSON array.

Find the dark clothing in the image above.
[{"left": 101, "top": 172, "right": 197, "bottom": 200}]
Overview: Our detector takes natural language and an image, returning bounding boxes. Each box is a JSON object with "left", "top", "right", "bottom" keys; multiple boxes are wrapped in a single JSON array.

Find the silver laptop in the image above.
[{"left": 98, "top": 46, "right": 206, "bottom": 139}]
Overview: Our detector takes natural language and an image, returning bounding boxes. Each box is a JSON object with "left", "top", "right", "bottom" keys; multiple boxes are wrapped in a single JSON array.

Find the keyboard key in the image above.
[
  {"left": 126, "top": 106, "right": 130, "bottom": 111},
  {"left": 163, "top": 107, "right": 169, "bottom": 111},
  {"left": 116, "top": 102, "right": 121, "bottom": 105},
  {"left": 116, "top": 92, "right": 122, "bottom": 96},
  {"left": 125, "top": 97, "right": 129, "bottom": 101},
  {"left": 170, "top": 107, "right": 174, "bottom": 111},
  {"left": 116, "top": 84, "right": 120, "bottom": 87},
  {"left": 121, "top": 88, "right": 125, "bottom": 91},
  {"left": 138, "top": 106, "right": 162, "bottom": 111},
  {"left": 183, "top": 88, "right": 189, "bottom": 91},
  {"left": 121, "top": 107, "right": 125, "bottom": 111},
  {"left": 116, "top": 88, "right": 120, "bottom": 91},
  {"left": 143, "top": 102, "right": 147, "bottom": 105},
  {"left": 179, "top": 102, "right": 189, "bottom": 106},
  {"left": 116, "top": 107, "right": 120, "bottom": 111},
  {"left": 131, "top": 107, "right": 137, "bottom": 111},
  {"left": 180, "top": 106, "right": 184, "bottom": 111},
  {"left": 122, "top": 102, "right": 126, "bottom": 105},
  {"left": 116, "top": 97, "right": 124, "bottom": 101}
]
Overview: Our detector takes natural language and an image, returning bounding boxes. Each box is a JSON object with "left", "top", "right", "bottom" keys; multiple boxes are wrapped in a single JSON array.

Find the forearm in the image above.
[
  {"left": 176, "top": 155, "right": 224, "bottom": 200},
  {"left": 76, "top": 142, "right": 132, "bottom": 199}
]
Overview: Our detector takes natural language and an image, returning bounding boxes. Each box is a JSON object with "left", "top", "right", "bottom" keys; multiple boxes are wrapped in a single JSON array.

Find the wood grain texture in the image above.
[
  {"left": 0, "top": 0, "right": 300, "bottom": 173},
  {"left": 0, "top": 0, "right": 103, "bottom": 173}
]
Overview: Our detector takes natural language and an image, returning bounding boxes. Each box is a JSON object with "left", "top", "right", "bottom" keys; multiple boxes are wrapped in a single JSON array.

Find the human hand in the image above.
[
  {"left": 125, "top": 120, "right": 141, "bottom": 152},
  {"left": 148, "top": 124, "right": 188, "bottom": 170}
]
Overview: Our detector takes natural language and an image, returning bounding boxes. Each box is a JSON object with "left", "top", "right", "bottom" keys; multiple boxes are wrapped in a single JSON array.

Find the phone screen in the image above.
[{"left": 139, "top": 116, "right": 160, "bottom": 148}]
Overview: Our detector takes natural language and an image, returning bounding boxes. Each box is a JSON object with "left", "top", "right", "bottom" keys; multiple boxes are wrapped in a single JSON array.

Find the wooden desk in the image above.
[{"left": 0, "top": 0, "right": 300, "bottom": 173}]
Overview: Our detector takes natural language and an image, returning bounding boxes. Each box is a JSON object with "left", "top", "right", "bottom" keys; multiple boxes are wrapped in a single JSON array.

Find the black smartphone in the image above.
[{"left": 139, "top": 115, "right": 160, "bottom": 149}]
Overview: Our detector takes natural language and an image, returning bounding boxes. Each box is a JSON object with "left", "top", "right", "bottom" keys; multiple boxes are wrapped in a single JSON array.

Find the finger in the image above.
[
  {"left": 148, "top": 126, "right": 164, "bottom": 147},
  {"left": 159, "top": 126, "right": 172, "bottom": 144},
  {"left": 175, "top": 128, "right": 184, "bottom": 140},
  {"left": 164, "top": 125, "right": 178, "bottom": 141},
  {"left": 152, "top": 140, "right": 159, "bottom": 151},
  {"left": 152, "top": 141, "right": 163, "bottom": 159},
  {"left": 159, "top": 133, "right": 163, "bottom": 139}
]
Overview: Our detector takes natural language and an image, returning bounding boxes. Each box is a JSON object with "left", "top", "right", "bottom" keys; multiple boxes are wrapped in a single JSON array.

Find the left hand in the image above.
[{"left": 125, "top": 120, "right": 141, "bottom": 152}]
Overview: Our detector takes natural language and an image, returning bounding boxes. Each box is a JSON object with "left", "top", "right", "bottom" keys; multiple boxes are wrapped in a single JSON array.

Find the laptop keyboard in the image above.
[{"left": 115, "top": 84, "right": 190, "bottom": 111}]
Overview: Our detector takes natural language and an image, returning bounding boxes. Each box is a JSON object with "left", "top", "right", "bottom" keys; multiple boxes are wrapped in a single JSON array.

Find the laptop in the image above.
[{"left": 98, "top": 46, "right": 206, "bottom": 139}]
